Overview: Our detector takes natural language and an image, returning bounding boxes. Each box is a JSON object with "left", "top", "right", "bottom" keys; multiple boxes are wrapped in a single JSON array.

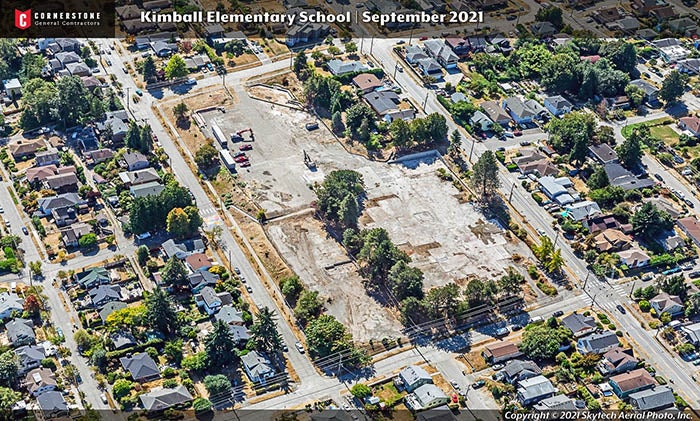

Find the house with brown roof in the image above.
[
  {"left": 609, "top": 368, "right": 656, "bottom": 398},
  {"left": 9, "top": 139, "right": 45, "bottom": 160},
  {"left": 43, "top": 173, "right": 79, "bottom": 193},
  {"left": 618, "top": 247, "right": 650, "bottom": 268},
  {"left": 650, "top": 292, "right": 684, "bottom": 316},
  {"left": 679, "top": 116, "right": 700, "bottom": 137},
  {"left": 594, "top": 229, "right": 633, "bottom": 252},
  {"left": 583, "top": 215, "right": 632, "bottom": 234},
  {"left": 677, "top": 216, "right": 700, "bottom": 246},
  {"left": 352, "top": 73, "right": 383, "bottom": 94},
  {"left": 598, "top": 347, "right": 638, "bottom": 375},
  {"left": 60, "top": 223, "right": 93, "bottom": 248},
  {"left": 25, "top": 367, "right": 57, "bottom": 397},
  {"left": 185, "top": 253, "right": 213, "bottom": 272},
  {"left": 512, "top": 151, "right": 559, "bottom": 177},
  {"left": 482, "top": 341, "right": 523, "bottom": 364},
  {"left": 650, "top": 5, "right": 678, "bottom": 21},
  {"left": 83, "top": 148, "right": 114, "bottom": 165},
  {"left": 481, "top": 100, "right": 511, "bottom": 126}
]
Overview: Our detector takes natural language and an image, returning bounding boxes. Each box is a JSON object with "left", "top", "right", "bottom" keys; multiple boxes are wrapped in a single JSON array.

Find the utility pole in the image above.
[
  {"left": 369, "top": 36, "right": 375, "bottom": 55},
  {"left": 422, "top": 92, "right": 429, "bottom": 110},
  {"left": 469, "top": 137, "right": 476, "bottom": 162},
  {"left": 509, "top": 183, "right": 515, "bottom": 203},
  {"left": 583, "top": 271, "right": 590, "bottom": 290},
  {"left": 408, "top": 28, "right": 414, "bottom": 46},
  {"left": 393, "top": 62, "right": 398, "bottom": 79},
  {"left": 554, "top": 230, "right": 560, "bottom": 247},
  {"left": 629, "top": 281, "right": 636, "bottom": 299},
  {"left": 590, "top": 293, "right": 597, "bottom": 309},
  {"left": 126, "top": 87, "right": 131, "bottom": 112}
]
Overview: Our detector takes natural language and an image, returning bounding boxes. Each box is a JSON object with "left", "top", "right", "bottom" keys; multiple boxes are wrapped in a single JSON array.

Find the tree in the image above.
[
  {"left": 316, "top": 170, "right": 364, "bottom": 229},
  {"left": 657, "top": 275, "right": 689, "bottom": 299},
  {"left": 205, "top": 320, "right": 238, "bottom": 367},
  {"left": 344, "top": 104, "right": 375, "bottom": 138},
  {"left": 56, "top": 76, "right": 95, "bottom": 126},
  {"left": 533, "top": 235, "right": 564, "bottom": 273},
  {"left": 136, "top": 245, "right": 149, "bottom": 266},
  {"left": 184, "top": 206, "right": 203, "bottom": 236},
  {"left": 144, "top": 288, "right": 179, "bottom": 336},
  {"left": 423, "top": 283, "right": 460, "bottom": 319},
  {"left": 345, "top": 42, "right": 358, "bottom": 54},
  {"left": 350, "top": 383, "right": 372, "bottom": 399},
  {"left": 29, "top": 260, "right": 42, "bottom": 277},
  {"left": 164, "top": 340, "right": 184, "bottom": 364},
  {"left": 0, "top": 386, "right": 20, "bottom": 409},
  {"left": 78, "top": 233, "right": 98, "bottom": 249},
  {"left": 519, "top": 324, "right": 572, "bottom": 359},
  {"left": 165, "top": 54, "right": 188, "bottom": 79},
  {"left": 182, "top": 351, "right": 209, "bottom": 372},
  {"left": 112, "top": 379, "right": 134, "bottom": 400},
  {"left": 23, "top": 294, "right": 41, "bottom": 315},
  {"left": 464, "top": 279, "right": 497, "bottom": 306},
  {"left": 20, "top": 78, "right": 58, "bottom": 128},
  {"left": 293, "top": 51, "right": 308, "bottom": 76},
  {"left": 535, "top": 6, "right": 563, "bottom": 27},
  {"left": 355, "top": 228, "right": 409, "bottom": 283},
  {"left": 90, "top": 347, "right": 107, "bottom": 370},
  {"left": 203, "top": 225, "right": 224, "bottom": 249},
  {"left": 305, "top": 315, "right": 368, "bottom": 367},
  {"left": 331, "top": 111, "right": 344, "bottom": 134},
  {"left": 166, "top": 208, "right": 191, "bottom": 239},
  {"left": 659, "top": 71, "right": 688, "bottom": 104},
  {"left": 548, "top": 112, "right": 596, "bottom": 163},
  {"left": 193, "top": 397, "right": 212, "bottom": 413},
  {"left": 387, "top": 261, "right": 424, "bottom": 301},
  {"left": 250, "top": 307, "right": 284, "bottom": 353},
  {"left": 498, "top": 267, "right": 524, "bottom": 297},
  {"left": 625, "top": 84, "right": 645, "bottom": 109},
  {"left": 105, "top": 305, "right": 145, "bottom": 332},
  {"left": 587, "top": 165, "right": 610, "bottom": 190},
  {"left": 470, "top": 151, "right": 501, "bottom": 199},
  {"left": 161, "top": 257, "right": 188, "bottom": 289},
  {"left": 195, "top": 141, "right": 218, "bottom": 169},
  {"left": 280, "top": 276, "right": 303, "bottom": 300},
  {"left": 616, "top": 134, "right": 642, "bottom": 169},
  {"left": 294, "top": 290, "right": 323, "bottom": 325},
  {"left": 425, "top": 113, "right": 448, "bottom": 143},
  {"left": 390, "top": 118, "right": 412, "bottom": 149},
  {"left": 685, "top": 292, "right": 700, "bottom": 317},
  {"left": 143, "top": 55, "right": 157, "bottom": 82},
  {"left": 601, "top": 41, "right": 637, "bottom": 75},
  {"left": 204, "top": 374, "right": 232, "bottom": 396},
  {"left": 631, "top": 202, "right": 673, "bottom": 241},
  {"left": 0, "top": 352, "right": 17, "bottom": 386},
  {"left": 448, "top": 129, "right": 462, "bottom": 156},
  {"left": 173, "top": 102, "right": 189, "bottom": 122}
]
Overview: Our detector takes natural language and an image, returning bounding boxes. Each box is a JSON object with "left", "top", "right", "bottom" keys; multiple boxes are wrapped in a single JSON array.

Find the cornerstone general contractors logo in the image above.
[
  {"left": 14, "top": 9, "right": 31, "bottom": 29},
  {"left": 12, "top": 8, "right": 102, "bottom": 30}
]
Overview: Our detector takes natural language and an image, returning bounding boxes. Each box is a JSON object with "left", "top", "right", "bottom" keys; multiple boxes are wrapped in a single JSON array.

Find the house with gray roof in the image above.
[
  {"left": 577, "top": 331, "right": 619, "bottom": 355},
  {"left": 470, "top": 111, "right": 494, "bottom": 132},
  {"left": 405, "top": 45, "right": 429, "bottom": 64},
  {"left": 118, "top": 168, "right": 161, "bottom": 187},
  {"left": 405, "top": 384, "right": 450, "bottom": 411},
  {"left": 533, "top": 394, "right": 576, "bottom": 411},
  {"left": 501, "top": 360, "right": 542, "bottom": 385},
  {"left": 517, "top": 375, "right": 557, "bottom": 405},
  {"left": 503, "top": 97, "right": 545, "bottom": 124},
  {"left": 66, "top": 62, "right": 91, "bottom": 77},
  {"left": 561, "top": 312, "right": 597, "bottom": 337},
  {"left": 15, "top": 345, "right": 45, "bottom": 374},
  {"left": 423, "top": 39, "right": 459, "bottom": 68},
  {"left": 418, "top": 58, "right": 443, "bottom": 77},
  {"left": 110, "top": 332, "right": 137, "bottom": 350},
  {"left": 215, "top": 305, "right": 244, "bottom": 326},
  {"left": 629, "top": 386, "right": 675, "bottom": 410},
  {"left": 195, "top": 286, "right": 227, "bottom": 315},
  {"left": 75, "top": 267, "right": 111, "bottom": 289},
  {"left": 589, "top": 143, "right": 619, "bottom": 165},
  {"left": 529, "top": 21, "right": 557, "bottom": 37},
  {"left": 398, "top": 365, "right": 433, "bottom": 392},
  {"left": 140, "top": 385, "right": 193, "bottom": 411},
  {"left": 37, "top": 391, "right": 68, "bottom": 418},
  {"left": 363, "top": 91, "right": 415, "bottom": 122},
  {"left": 0, "top": 293, "right": 24, "bottom": 320},
  {"left": 543, "top": 96, "right": 572, "bottom": 117},
  {"left": 99, "top": 301, "right": 127, "bottom": 323},
  {"left": 7, "top": 318, "right": 35, "bottom": 347},
  {"left": 120, "top": 352, "right": 160, "bottom": 382},
  {"left": 89, "top": 285, "right": 122, "bottom": 308},
  {"left": 35, "top": 149, "right": 60, "bottom": 167},
  {"left": 327, "top": 60, "right": 367, "bottom": 76},
  {"left": 538, "top": 176, "right": 575, "bottom": 206},
  {"left": 481, "top": 100, "right": 511, "bottom": 126},
  {"left": 604, "top": 163, "right": 655, "bottom": 191},
  {"left": 681, "top": 322, "right": 700, "bottom": 346},
  {"left": 130, "top": 181, "right": 165, "bottom": 198},
  {"left": 188, "top": 270, "right": 220, "bottom": 293},
  {"left": 122, "top": 151, "right": 149, "bottom": 171},
  {"left": 241, "top": 351, "right": 276, "bottom": 383},
  {"left": 564, "top": 200, "right": 602, "bottom": 222},
  {"left": 629, "top": 79, "right": 659, "bottom": 103},
  {"left": 37, "top": 193, "right": 84, "bottom": 216},
  {"left": 54, "top": 51, "right": 81, "bottom": 68},
  {"left": 60, "top": 222, "right": 93, "bottom": 248},
  {"left": 650, "top": 292, "right": 684, "bottom": 316},
  {"left": 161, "top": 238, "right": 205, "bottom": 260}
]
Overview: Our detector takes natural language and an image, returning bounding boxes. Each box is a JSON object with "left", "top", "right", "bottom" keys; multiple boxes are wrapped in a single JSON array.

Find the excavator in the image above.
[
  {"left": 230, "top": 127, "right": 254, "bottom": 142},
  {"left": 303, "top": 150, "right": 316, "bottom": 170}
]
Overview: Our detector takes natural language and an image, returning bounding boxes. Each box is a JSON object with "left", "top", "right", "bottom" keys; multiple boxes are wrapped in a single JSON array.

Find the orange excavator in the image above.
[{"left": 231, "top": 127, "right": 254, "bottom": 142}]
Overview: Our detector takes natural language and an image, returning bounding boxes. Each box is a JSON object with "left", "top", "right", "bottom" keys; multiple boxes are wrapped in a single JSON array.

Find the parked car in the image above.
[
  {"left": 616, "top": 304, "right": 626, "bottom": 314},
  {"left": 21, "top": 226, "right": 28, "bottom": 235},
  {"left": 246, "top": 285, "right": 253, "bottom": 293},
  {"left": 685, "top": 198, "right": 695, "bottom": 208},
  {"left": 295, "top": 341, "right": 305, "bottom": 353},
  {"left": 653, "top": 173, "right": 663, "bottom": 182},
  {"left": 135, "top": 89, "right": 143, "bottom": 96},
  {"left": 514, "top": 130, "right": 523, "bottom": 137},
  {"left": 234, "top": 267, "right": 241, "bottom": 274},
  {"left": 233, "top": 151, "right": 246, "bottom": 158},
  {"left": 689, "top": 271, "right": 700, "bottom": 279},
  {"left": 472, "top": 380, "right": 486, "bottom": 389},
  {"left": 206, "top": 63, "right": 214, "bottom": 71},
  {"left": 239, "top": 144, "right": 252, "bottom": 151},
  {"left": 239, "top": 161, "right": 251, "bottom": 168},
  {"left": 234, "top": 156, "right": 249, "bottom": 163},
  {"left": 552, "top": 310, "right": 564, "bottom": 317},
  {"left": 495, "top": 327, "right": 509, "bottom": 336},
  {"left": 185, "top": 78, "right": 197, "bottom": 85}
]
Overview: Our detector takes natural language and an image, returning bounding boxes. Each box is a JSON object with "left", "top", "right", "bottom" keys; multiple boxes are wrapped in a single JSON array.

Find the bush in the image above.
[
  {"left": 537, "top": 281, "right": 557, "bottom": 296},
  {"left": 638, "top": 300, "right": 651, "bottom": 312},
  {"left": 163, "top": 378, "right": 178, "bottom": 388},
  {"left": 527, "top": 265, "right": 539, "bottom": 279}
]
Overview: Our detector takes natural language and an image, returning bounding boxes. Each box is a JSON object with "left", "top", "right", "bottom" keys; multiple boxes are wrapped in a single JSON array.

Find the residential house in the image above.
[
  {"left": 482, "top": 341, "right": 523, "bottom": 364},
  {"left": 629, "top": 79, "right": 659, "bottom": 103},
  {"left": 130, "top": 181, "right": 165, "bottom": 198},
  {"left": 37, "top": 391, "right": 68, "bottom": 418},
  {"left": 679, "top": 116, "right": 700, "bottom": 137},
  {"left": 44, "top": 173, "right": 79, "bottom": 193},
  {"left": 445, "top": 37, "right": 471, "bottom": 57},
  {"left": 214, "top": 305, "right": 245, "bottom": 326},
  {"left": 594, "top": 6, "right": 623, "bottom": 24},
  {"left": 604, "top": 163, "right": 655, "bottom": 191},
  {"left": 503, "top": 97, "right": 540, "bottom": 124},
  {"left": 405, "top": 384, "right": 450, "bottom": 411},
  {"left": 418, "top": 58, "right": 443, "bottom": 77},
  {"left": 681, "top": 322, "right": 700, "bottom": 345},
  {"left": 161, "top": 238, "right": 205, "bottom": 260},
  {"left": 564, "top": 201, "right": 602, "bottom": 222},
  {"left": 9, "top": 139, "right": 45, "bottom": 160},
  {"left": 561, "top": 313, "right": 597, "bottom": 337},
  {"left": 577, "top": 331, "right": 619, "bottom": 354},
  {"left": 122, "top": 151, "right": 149, "bottom": 171},
  {"left": 195, "top": 286, "right": 232, "bottom": 315},
  {"left": 609, "top": 368, "right": 656, "bottom": 398},
  {"left": 185, "top": 253, "right": 212, "bottom": 272},
  {"left": 644, "top": 198, "right": 682, "bottom": 220},
  {"left": 34, "top": 149, "right": 60, "bottom": 167},
  {"left": 99, "top": 301, "right": 127, "bottom": 323},
  {"left": 533, "top": 394, "right": 577, "bottom": 411},
  {"left": 327, "top": 60, "right": 367, "bottom": 76},
  {"left": 60, "top": 222, "right": 93, "bottom": 248},
  {"left": 75, "top": 267, "right": 111, "bottom": 289},
  {"left": 450, "top": 92, "right": 467, "bottom": 103},
  {"left": 618, "top": 247, "right": 651, "bottom": 268},
  {"left": 96, "top": 114, "right": 129, "bottom": 145},
  {"left": 658, "top": 231, "right": 684, "bottom": 251},
  {"left": 659, "top": 44, "right": 690, "bottom": 63},
  {"left": 25, "top": 368, "right": 57, "bottom": 397},
  {"left": 405, "top": 45, "right": 429, "bottom": 64},
  {"left": 650, "top": 5, "right": 678, "bottom": 21},
  {"left": 151, "top": 40, "right": 178, "bottom": 57},
  {"left": 501, "top": 360, "right": 542, "bottom": 385},
  {"left": 608, "top": 16, "right": 641, "bottom": 33},
  {"left": 363, "top": 91, "right": 415, "bottom": 122},
  {"left": 583, "top": 214, "right": 631, "bottom": 234},
  {"left": 678, "top": 216, "right": 700, "bottom": 246},
  {"left": 7, "top": 319, "right": 36, "bottom": 347},
  {"left": 543, "top": 96, "right": 572, "bottom": 117},
  {"left": 229, "top": 325, "right": 251, "bottom": 345},
  {"left": 120, "top": 352, "right": 161, "bottom": 382},
  {"left": 74, "top": 126, "right": 99, "bottom": 151},
  {"left": 538, "top": 176, "right": 576, "bottom": 206},
  {"left": 188, "top": 270, "right": 220, "bottom": 293},
  {"left": 517, "top": 375, "right": 557, "bottom": 405},
  {"left": 241, "top": 351, "right": 276, "bottom": 383},
  {"left": 481, "top": 100, "right": 511, "bottom": 126},
  {"left": 649, "top": 292, "right": 684, "bottom": 316},
  {"left": 398, "top": 365, "right": 433, "bottom": 392},
  {"left": 140, "top": 385, "right": 193, "bottom": 411},
  {"left": 285, "top": 23, "right": 330, "bottom": 47},
  {"left": 423, "top": 39, "right": 459, "bottom": 68},
  {"left": 512, "top": 152, "right": 559, "bottom": 177},
  {"left": 184, "top": 54, "right": 211, "bottom": 71},
  {"left": 529, "top": 22, "right": 557, "bottom": 37},
  {"left": 37, "top": 192, "right": 83, "bottom": 216},
  {"left": 598, "top": 347, "right": 639, "bottom": 375},
  {"left": 629, "top": 386, "right": 675, "bottom": 410},
  {"left": 89, "top": 285, "right": 122, "bottom": 308},
  {"left": 54, "top": 51, "right": 81, "bottom": 68},
  {"left": 589, "top": 143, "right": 619, "bottom": 164},
  {"left": 678, "top": 58, "right": 700, "bottom": 75},
  {"left": 594, "top": 229, "right": 633, "bottom": 252},
  {"left": 15, "top": 345, "right": 45, "bottom": 374},
  {"left": 352, "top": 73, "right": 383, "bottom": 94},
  {"left": 110, "top": 331, "right": 137, "bottom": 350},
  {"left": 470, "top": 111, "right": 494, "bottom": 132},
  {"left": 65, "top": 62, "right": 91, "bottom": 76},
  {"left": 118, "top": 168, "right": 161, "bottom": 187},
  {"left": 3, "top": 78, "right": 22, "bottom": 98},
  {"left": 416, "top": 406, "right": 456, "bottom": 421},
  {"left": 0, "top": 293, "right": 24, "bottom": 320}
]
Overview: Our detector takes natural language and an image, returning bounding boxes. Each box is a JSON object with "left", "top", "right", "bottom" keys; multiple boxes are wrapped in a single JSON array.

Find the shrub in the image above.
[
  {"left": 536, "top": 281, "right": 557, "bottom": 296},
  {"left": 638, "top": 300, "right": 651, "bottom": 312}
]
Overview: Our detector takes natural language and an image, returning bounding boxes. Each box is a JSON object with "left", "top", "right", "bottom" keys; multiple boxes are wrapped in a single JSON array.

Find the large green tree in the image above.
[
  {"left": 519, "top": 324, "right": 572, "bottom": 359},
  {"left": 387, "top": 261, "right": 424, "bottom": 301},
  {"left": 142, "top": 55, "right": 157, "bottom": 82},
  {"left": 144, "top": 288, "right": 179, "bottom": 336},
  {"left": 161, "top": 256, "right": 189, "bottom": 289},
  {"left": 250, "top": 307, "right": 284, "bottom": 354},
  {"left": 305, "top": 314, "right": 369, "bottom": 367},
  {"left": 316, "top": 170, "right": 364, "bottom": 229},
  {"left": 659, "top": 71, "right": 688, "bottom": 104},
  {"left": 165, "top": 54, "right": 188, "bottom": 79},
  {"left": 616, "top": 134, "right": 642, "bottom": 169},
  {"left": 0, "top": 352, "right": 17, "bottom": 386},
  {"left": 470, "top": 150, "right": 501, "bottom": 199},
  {"left": 631, "top": 202, "right": 673, "bottom": 241},
  {"left": 205, "top": 320, "right": 238, "bottom": 367}
]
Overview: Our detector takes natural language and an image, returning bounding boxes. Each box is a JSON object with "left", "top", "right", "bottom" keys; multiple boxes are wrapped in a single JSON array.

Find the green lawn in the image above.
[{"left": 621, "top": 117, "right": 676, "bottom": 142}]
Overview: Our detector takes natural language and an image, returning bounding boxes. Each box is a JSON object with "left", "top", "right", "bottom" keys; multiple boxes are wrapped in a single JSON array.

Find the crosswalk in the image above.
[
  {"left": 580, "top": 283, "right": 632, "bottom": 312},
  {"left": 200, "top": 207, "right": 217, "bottom": 216}
]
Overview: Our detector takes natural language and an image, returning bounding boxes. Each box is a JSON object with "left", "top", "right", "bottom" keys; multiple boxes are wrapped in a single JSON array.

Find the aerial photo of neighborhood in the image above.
[{"left": 1, "top": 0, "right": 700, "bottom": 419}]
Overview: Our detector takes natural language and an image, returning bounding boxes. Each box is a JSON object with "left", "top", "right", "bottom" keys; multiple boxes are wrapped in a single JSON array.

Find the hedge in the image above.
[{"left": 106, "top": 338, "right": 164, "bottom": 360}]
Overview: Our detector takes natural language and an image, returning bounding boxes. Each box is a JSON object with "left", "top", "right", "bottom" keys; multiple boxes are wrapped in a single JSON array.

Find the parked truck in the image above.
[
  {"left": 219, "top": 149, "right": 236, "bottom": 171},
  {"left": 212, "top": 123, "right": 227, "bottom": 149}
]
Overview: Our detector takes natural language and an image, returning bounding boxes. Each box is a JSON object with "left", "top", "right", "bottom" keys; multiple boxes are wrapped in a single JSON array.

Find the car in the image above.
[
  {"left": 397, "top": 65, "right": 404, "bottom": 72},
  {"left": 239, "top": 144, "right": 252, "bottom": 151},
  {"left": 653, "top": 173, "right": 663, "bottom": 182},
  {"left": 552, "top": 310, "right": 564, "bottom": 317},
  {"left": 234, "top": 156, "right": 249, "bottom": 163},
  {"left": 21, "top": 226, "right": 28, "bottom": 235},
  {"left": 106, "top": 59, "right": 112, "bottom": 65},
  {"left": 295, "top": 341, "right": 305, "bottom": 353},
  {"left": 101, "top": 393, "right": 108, "bottom": 404},
  {"left": 616, "top": 304, "right": 626, "bottom": 314},
  {"left": 450, "top": 379, "right": 460, "bottom": 388},
  {"left": 246, "top": 285, "right": 253, "bottom": 293},
  {"left": 694, "top": 360, "right": 700, "bottom": 366},
  {"left": 496, "top": 147, "right": 505, "bottom": 152},
  {"left": 0, "top": 207, "right": 3, "bottom": 213},
  {"left": 518, "top": 141, "right": 530, "bottom": 147},
  {"left": 356, "top": 2, "right": 364, "bottom": 6},
  {"left": 305, "top": 122, "right": 319, "bottom": 130},
  {"left": 685, "top": 198, "right": 695, "bottom": 208},
  {"left": 480, "top": 132, "right": 487, "bottom": 139},
  {"left": 240, "top": 276, "right": 246, "bottom": 283},
  {"left": 206, "top": 63, "right": 214, "bottom": 71},
  {"left": 503, "top": 131, "right": 514, "bottom": 138},
  {"left": 689, "top": 271, "right": 700, "bottom": 279},
  {"left": 4, "top": 220, "right": 9, "bottom": 228},
  {"left": 136, "top": 232, "right": 151, "bottom": 240},
  {"left": 536, "top": 228, "right": 547, "bottom": 236},
  {"left": 510, "top": 323, "right": 523, "bottom": 331},
  {"left": 234, "top": 267, "right": 241, "bottom": 274},
  {"left": 495, "top": 327, "right": 509, "bottom": 336},
  {"left": 56, "top": 328, "right": 64, "bottom": 340},
  {"left": 396, "top": 40, "right": 405, "bottom": 45},
  {"left": 472, "top": 380, "right": 486, "bottom": 389},
  {"left": 233, "top": 151, "right": 246, "bottom": 158},
  {"left": 135, "top": 89, "right": 143, "bottom": 96},
  {"left": 109, "top": 44, "right": 115, "bottom": 50},
  {"left": 491, "top": 363, "right": 505, "bottom": 370},
  {"left": 185, "top": 78, "right": 197, "bottom": 85},
  {"left": 507, "top": 14, "right": 517, "bottom": 20},
  {"left": 514, "top": 130, "right": 523, "bottom": 136},
  {"left": 282, "top": 343, "right": 289, "bottom": 352},
  {"left": 239, "top": 161, "right": 251, "bottom": 168},
  {"left": 91, "top": 68, "right": 100, "bottom": 74},
  {"left": 122, "top": 67, "right": 128, "bottom": 73}
]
